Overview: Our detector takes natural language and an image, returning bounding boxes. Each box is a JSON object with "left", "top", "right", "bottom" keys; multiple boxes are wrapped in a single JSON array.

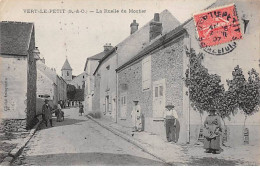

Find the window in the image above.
[
  {"left": 67, "top": 71, "right": 69, "bottom": 76},
  {"left": 155, "top": 87, "right": 158, "bottom": 97},
  {"left": 121, "top": 96, "right": 126, "bottom": 105},
  {"left": 142, "top": 55, "right": 151, "bottom": 91}
]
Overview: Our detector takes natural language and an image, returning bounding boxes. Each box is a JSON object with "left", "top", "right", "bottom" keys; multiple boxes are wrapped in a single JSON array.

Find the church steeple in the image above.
[{"left": 61, "top": 58, "right": 72, "bottom": 82}]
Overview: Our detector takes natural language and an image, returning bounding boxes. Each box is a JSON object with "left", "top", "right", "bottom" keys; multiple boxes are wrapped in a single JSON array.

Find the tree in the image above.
[
  {"left": 185, "top": 49, "right": 225, "bottom": 123},
  {"left": 67, "top": 84, "right": 76, "bottom": 100}
]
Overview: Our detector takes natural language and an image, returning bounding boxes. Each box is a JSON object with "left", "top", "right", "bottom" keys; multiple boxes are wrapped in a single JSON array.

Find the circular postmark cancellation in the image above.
[{"left": 193, "top": 4, "right": 242, "bottom": 55}]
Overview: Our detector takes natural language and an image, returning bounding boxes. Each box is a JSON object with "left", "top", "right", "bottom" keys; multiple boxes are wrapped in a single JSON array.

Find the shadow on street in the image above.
[
  {"left": 38, "top": 117, "right": 87, "bottom": 130},
  {"left": 13, "top": 152, "right": 167, "bottom": 166}
]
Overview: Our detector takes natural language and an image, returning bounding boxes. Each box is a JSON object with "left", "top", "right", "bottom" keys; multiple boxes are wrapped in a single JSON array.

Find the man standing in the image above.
[
  {"left": 131, "top": 100, "right": 142, "bottom": 135},
  {"left": 42, "top": 99, "right": 53, "bottom": 127},
  {"left": 164, "top": 104, "right": 179, "bottom": 143}
]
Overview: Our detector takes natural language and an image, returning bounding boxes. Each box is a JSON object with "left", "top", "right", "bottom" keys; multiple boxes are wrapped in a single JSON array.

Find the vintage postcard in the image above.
[{"left": 0, "top": 0, "right": 259, "bottom": 166}]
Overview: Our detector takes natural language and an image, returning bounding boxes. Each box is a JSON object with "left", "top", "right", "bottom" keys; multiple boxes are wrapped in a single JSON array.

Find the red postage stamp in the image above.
[{"left": 193, "top": 4, "right": 242, "bottom": 48}]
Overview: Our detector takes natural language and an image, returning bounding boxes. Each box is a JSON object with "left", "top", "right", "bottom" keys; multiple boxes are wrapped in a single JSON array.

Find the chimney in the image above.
[
  {"left": 41, "top": 57, "right": 45, "bottom": 64},
  {"left": 149, "top": 13, "right": 162, "bottom": 41},
  {"left": 32, "top": 47, "right": 40, "bottom": 60},
  {"left": 103, "top": 43, "right": 113, "bottom": 51},
  {"left": 130, "top": 20, "right": 139, "bottom": 34}
]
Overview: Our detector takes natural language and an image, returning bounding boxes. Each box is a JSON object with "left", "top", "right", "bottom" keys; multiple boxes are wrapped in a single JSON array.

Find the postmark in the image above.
[{"left": 193, "top": 4, "right": 242, "bottom": 48}]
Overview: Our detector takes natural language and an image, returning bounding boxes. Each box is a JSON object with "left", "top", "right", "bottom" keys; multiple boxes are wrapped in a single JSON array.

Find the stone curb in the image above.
[
  {"left": 0, "top": 120, "right": 42, "bottom": 166},
  {"left": 86, "top": 115, "right": 170, "bottom": 165}
]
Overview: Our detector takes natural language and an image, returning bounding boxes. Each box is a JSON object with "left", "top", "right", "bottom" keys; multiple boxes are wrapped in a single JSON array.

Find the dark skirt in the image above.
[{"left": 204, "top": 136, "right": 221, "bottom": 150}]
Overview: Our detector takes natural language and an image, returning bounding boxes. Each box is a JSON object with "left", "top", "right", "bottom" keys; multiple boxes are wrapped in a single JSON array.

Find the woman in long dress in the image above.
[{"left": 203, "top": 108, "right": 222, "bottom": 154}]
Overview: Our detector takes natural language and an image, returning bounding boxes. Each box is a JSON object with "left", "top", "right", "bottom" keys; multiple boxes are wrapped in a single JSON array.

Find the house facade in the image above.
[
  {"left": 116, "top": 26, "right": 188, "bottom": 142},
  {"left": 0, "top": 21, "right": 37, "bottom": 129},
  {"left": 116, "top": 0, "right": 260, "bottom": 145},
  {"left": 83, "top": 45, "right": 112, "bottom": 113}
]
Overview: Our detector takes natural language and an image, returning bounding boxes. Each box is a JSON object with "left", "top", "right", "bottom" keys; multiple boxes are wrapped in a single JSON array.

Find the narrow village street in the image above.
[{"left": 12, "top": 108, "right": 165, "bottom": 166}]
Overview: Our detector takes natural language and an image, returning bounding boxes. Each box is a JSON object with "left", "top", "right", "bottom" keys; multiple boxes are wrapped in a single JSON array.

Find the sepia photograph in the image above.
[{"left": 0, "top": 0, "right": 259, "bottom": 166}]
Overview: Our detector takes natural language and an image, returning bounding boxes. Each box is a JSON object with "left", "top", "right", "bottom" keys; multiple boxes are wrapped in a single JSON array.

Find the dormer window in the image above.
[{"left": 106, "top": 65, "right": 110, "bottom": 70}]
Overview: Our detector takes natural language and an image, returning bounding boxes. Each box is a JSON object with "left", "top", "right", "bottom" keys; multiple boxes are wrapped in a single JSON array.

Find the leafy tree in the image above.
[
  {"left": 67, "top": 84, "right": 76, "bottom": 100},
  {"left": 226, "top": 66, "right": 260, "bottom": 128},
  {"left": 185, "top": 49, "right": 225, "bottom": 123}
]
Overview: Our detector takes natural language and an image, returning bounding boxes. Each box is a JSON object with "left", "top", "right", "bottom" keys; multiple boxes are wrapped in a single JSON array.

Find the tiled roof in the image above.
[
  {"left": 88, "top": 51, "right": 106, "bottom": 60},
  {"left": 84, "top": 50, "right": 111, "bottom": 71},
  {"left": 0, "top": 21, "right": 34, "bottom": 56},
  {"left": 62, "top": 58, "right": 72, "bottom": 70}
]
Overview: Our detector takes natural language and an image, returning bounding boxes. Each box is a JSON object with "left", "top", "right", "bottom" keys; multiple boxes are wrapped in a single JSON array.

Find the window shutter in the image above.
[{"left": 142, "top": 56, "right": 151, "bottom": 91}]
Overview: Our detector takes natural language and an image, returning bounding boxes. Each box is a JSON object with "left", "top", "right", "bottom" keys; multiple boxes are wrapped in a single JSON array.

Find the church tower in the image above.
[{"left": 61, "top": 58, "right": 72, "bottom": 82}]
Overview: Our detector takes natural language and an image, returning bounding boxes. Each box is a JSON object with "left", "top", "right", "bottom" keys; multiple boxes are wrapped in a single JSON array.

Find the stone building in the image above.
[
  {"left": 93, "top": 10, "right": 180, "bottom": 122},
  {"left": 61, "top": 58, "right": 73, "bottom": 83},
  {"left": 83, "top": 44, "right": 113, "bottom": 113},
  {"left": 36, "top": 54, "right": 67, "bottom": 113},
  {"left": 69, "top": 72, "right": 86, "bottom": 90},
  {"left": 116, "top": 0, "right": 260, "bottom": 145},
  {"left": 0, "top": 21, "right": 37, "bottom": 129}
]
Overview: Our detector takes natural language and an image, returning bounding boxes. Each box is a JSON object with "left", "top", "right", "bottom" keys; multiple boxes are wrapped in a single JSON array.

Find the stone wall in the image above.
[
  {"left": 118, "top": 36, "right": 185, "bottom": 140},
  {"left": 0, "top": 119, "right": 27, "bottom": 133},
  {"left": 26, "top": 27, "right": 37, "bottom": 129}
]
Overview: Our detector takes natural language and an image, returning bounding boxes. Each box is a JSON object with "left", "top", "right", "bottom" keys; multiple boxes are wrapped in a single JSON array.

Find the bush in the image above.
[{"left": 88, "top": 111, "right": 101, "bottom": 119}]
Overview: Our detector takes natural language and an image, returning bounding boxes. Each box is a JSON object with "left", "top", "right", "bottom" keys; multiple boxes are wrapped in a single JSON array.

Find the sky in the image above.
[{"left": 0, "top": 0, "right": 215, "bottom": 76}]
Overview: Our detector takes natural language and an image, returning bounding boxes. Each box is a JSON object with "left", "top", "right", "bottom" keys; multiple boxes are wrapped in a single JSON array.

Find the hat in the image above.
[
  {"left": 44, "top": 99, "right": 49, "bottom": 103},
  {"left": 133, "top": 100, "right": 139, "bottom": 103},
  {"left": 165, "top": 105, "right": 175, "bottom": 108}
]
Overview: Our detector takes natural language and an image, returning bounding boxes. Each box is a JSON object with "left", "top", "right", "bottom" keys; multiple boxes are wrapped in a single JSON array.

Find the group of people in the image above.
[
  {"left": 42, "top": 99, "right": 64, "bottom": 127},
  {"left": 130, "top": 100, "right": 223, "bottom": 154}
]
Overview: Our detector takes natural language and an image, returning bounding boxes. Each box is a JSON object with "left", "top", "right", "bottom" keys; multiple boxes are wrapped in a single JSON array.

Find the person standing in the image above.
[
  {"left": 135, "top": 101, "right": 143, "bottom": 132},
  {"left": 56, "top": 101, "right": 62, "bottom": 122},
  {"left": 42, "top": 99, "right": 54, "bottom": 127},
  {"left": 163, "top": 104, "right": 179, "bottom": 142},
  {"left": 131, "top": 101, "right": 142, "bottom": 135},
  {"left": 79, "top": 102, "right": 84, "bottom": 116},
  {"left": 203, "top": 108, "right": 222, "bottom": 154}
]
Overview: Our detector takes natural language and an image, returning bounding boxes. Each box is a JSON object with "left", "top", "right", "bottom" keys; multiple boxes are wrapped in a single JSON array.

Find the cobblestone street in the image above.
[{"left": 12, "top": 108, "right": 165, "bottom": 166}]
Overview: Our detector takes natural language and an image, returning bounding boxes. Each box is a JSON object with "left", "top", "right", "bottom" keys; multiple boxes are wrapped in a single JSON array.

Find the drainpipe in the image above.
[
  {"left": 115, "top": 48, "right": 118, "bottom": 123},
  {"left": 187, "top": 36, "right": 191, "bottom": 144}
]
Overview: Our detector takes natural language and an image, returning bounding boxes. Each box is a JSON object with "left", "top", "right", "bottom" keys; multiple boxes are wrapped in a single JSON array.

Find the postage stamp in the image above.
[{"left": 193, "top": 4, "right": 242, "bottom": 48}]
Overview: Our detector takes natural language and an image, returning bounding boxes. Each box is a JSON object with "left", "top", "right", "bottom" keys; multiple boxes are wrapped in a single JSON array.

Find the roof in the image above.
[
  {"left": 84, "top": 50, "right": 112, "bottom": 71},
  {"left": 93, "top": 9, "right": 180, "bottom": 75},
  {"left": 93, "top": 47, "right": 117, "bottom": 75},
  {"left": 116, "top": 1, "right": 221, "bottom": 72},
  {"left": 116, "top": 24, "right": 187, "bottom": 72},
  {"left": 0, "top": 21, "right": 34, "bottom": 56},
  {"left": 61, "top": 58, "right": 72, "bottom": 70}
]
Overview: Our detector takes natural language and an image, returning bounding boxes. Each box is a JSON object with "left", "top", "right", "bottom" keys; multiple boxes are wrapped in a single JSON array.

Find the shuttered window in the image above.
[{"left": 142, "top": 55, "right": 151, "bottom": 91}]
